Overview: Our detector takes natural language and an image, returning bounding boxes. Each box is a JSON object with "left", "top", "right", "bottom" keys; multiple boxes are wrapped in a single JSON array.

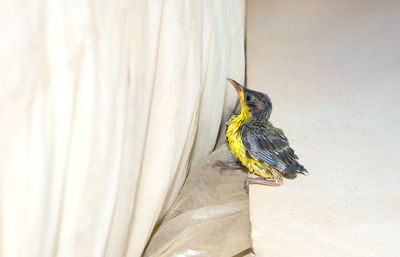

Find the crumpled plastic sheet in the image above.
[{"left": 143, "top": 144, "right": 252, "bottom": 257}]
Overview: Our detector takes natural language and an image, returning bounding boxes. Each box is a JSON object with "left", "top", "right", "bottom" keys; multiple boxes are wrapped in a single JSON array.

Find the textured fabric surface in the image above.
[
  {"left": 0, "top": 1, "right": 245, "bottom": 256},
  {"left": 247, "top": 0, "right": 400, "bottom": 256},
  {"left": 143, "top": 144, "right": 251, "bottom": 257}
]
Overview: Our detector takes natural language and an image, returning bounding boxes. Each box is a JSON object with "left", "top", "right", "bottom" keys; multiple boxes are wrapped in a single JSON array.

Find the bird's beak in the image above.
[{"left": 227, "top": 78, "right": 244, "bottom": 103}]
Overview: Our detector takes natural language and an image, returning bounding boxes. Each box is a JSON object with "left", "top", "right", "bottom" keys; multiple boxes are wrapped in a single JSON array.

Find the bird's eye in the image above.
[{"left": 246, "top": 95, "right": 253, "bottom": 102}]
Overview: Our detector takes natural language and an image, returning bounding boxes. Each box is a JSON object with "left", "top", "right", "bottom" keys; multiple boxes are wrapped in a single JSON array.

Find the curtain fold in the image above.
[{"left": 0, "top": 0, "right": 245, "bottom": 256}]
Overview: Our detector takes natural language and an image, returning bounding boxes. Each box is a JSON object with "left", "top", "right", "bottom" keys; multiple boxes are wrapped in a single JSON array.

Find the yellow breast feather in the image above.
[{"left": 227, "top": 114, "right": 275, "bottom": 179}]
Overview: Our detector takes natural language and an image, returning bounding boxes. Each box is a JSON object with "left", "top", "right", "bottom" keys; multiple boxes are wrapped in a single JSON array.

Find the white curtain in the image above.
[{"left": 0, "top": 0, "right": 245, "bottom": 256}]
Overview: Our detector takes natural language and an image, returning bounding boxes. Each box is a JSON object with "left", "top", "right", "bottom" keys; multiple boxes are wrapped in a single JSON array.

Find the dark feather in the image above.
[{"left": 241, "top": 121, "right": 302, "bottom": 177}]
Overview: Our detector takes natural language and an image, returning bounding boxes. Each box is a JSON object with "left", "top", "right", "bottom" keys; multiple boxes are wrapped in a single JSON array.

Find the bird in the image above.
[{"left": 221, "top": 78, "right": 308, "bottom": 191}]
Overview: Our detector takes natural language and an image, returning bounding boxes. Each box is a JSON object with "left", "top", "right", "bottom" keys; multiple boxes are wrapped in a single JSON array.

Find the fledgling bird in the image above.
[{"left": 223, "top": 78, "right": 308, "bottom": 190}]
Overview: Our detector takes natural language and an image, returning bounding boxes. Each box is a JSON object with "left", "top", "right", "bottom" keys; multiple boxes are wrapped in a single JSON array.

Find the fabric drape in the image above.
[{"left": 0, "top": 0, "right": 245, "bottom": 256}]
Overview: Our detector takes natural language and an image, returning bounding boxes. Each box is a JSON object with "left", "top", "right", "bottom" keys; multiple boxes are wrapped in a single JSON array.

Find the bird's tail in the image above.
[{"left": 296, "top": 163, "right": 309, "bottom": 176}]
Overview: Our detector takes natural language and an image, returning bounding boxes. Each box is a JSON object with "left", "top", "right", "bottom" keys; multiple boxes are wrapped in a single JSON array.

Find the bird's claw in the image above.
[
  {"left": 244, "top": 176, "right": 283, "bottom": 193},
  {"left": 212, "top": 160, "right": 243, "bottom": 174}
]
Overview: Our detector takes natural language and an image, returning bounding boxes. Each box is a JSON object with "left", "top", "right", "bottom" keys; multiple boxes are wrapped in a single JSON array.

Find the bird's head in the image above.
[{"left": 227, "top": 78, "right": 272, "bottom": 121}]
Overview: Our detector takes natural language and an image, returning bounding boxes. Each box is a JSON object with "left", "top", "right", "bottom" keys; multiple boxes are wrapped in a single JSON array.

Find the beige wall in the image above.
[{"left": 247, "top": 0, "right": 400, "bottom": 256}]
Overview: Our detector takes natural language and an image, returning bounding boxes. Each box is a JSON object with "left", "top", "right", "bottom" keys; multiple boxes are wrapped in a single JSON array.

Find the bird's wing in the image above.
[{"left": 241, "top": 122, "right": 299, "bottom": 176}]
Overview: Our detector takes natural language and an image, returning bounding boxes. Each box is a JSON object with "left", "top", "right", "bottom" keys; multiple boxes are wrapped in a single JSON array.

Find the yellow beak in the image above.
[{"left": 227, "top": 78, "right": 244, "bottom": 102}]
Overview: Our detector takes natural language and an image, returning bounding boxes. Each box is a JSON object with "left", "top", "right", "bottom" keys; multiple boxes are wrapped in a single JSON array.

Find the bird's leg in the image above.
[
  {"left": 244, "top": 170, "right": 283, "bottom": 192},
  {"left": 213, "top": 160, "right": 243, "bottom": 173}
]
